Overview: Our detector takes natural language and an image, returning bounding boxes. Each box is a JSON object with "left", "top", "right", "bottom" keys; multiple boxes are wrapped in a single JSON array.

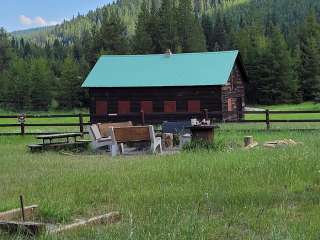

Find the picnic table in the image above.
[
  {"left": 28, "top": 133, "right": 90, "bottom": 152},
  {"left": 36, "top": 133, "right": 83, "bottom": 145}
]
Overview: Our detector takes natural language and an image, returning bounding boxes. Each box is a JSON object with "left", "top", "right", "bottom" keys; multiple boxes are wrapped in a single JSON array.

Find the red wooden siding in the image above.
[
  {"left": 188, "top": 100, "right": 200, "bottom": 112},
  {"left": 118, "top": 101, "right": 130, "bottom": 113},
  {"left": 164, "top": 101, "right": 176, "bottom": 113},
  {"left": 96, "top": 101, "right": 108, "bottom": 115},
  {"left": 140, "top": 101, "right": 153, "bottom": 113}
]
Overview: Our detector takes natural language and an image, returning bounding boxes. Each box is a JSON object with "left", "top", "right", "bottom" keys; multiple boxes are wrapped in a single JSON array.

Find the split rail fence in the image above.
[{"left": 1, "top": 110, "right": 320, "bottom": 136}]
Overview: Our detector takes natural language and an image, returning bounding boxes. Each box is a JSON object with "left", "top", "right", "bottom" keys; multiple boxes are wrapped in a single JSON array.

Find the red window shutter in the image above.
[
  {"left": 188, "top": 100, "right": 200, "bottom": 112},
  {"left": 140, "top": 101, "right": 153, "bottom": 113},
  {"left": 96, "top": 101, "right": 107, "bottom": 115},
  {"left": 227, "top": 98, "right": 233, "bottom": 112},
  {"left": 118, "top": 101, "right": 130, "bottom": 113},
  {"left": 164, "top": 101, "right": 176, "bottom": 113}
]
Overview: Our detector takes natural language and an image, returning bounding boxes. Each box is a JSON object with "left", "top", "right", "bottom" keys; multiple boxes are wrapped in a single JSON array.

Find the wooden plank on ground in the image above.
[
  {"left": 49, "top": 212, "right": 121, "bottom": 234},
  {"left": 0, "top": 221, "right": 45, "bottom": 236},
  {"left": 0, "top": 205, "right": 38, "bottom": 221}
]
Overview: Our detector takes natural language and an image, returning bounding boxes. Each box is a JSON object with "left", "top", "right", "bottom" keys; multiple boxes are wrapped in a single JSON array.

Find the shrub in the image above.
[{"left": 182, "top": 139, "right": 226, "bottom": 152}]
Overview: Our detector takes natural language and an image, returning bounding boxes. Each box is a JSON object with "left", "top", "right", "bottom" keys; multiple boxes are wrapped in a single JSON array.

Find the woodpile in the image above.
[
  {"left": 243, "top": 137, "right": 301, "bottom": 150},
  {"left": 263, "top": 139, "right": 300, "bottom": 148}
]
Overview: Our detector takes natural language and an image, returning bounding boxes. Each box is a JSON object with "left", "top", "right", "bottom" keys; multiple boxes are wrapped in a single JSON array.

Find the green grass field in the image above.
[
  {"left": 246, "top": 102, "right": 320, "bottom": 121},
  {"left": 1, "top": 103, "right": 320, "bottom": 239},
  {"left": 1, "top": 128, "right": 320, "bottom": 239}
]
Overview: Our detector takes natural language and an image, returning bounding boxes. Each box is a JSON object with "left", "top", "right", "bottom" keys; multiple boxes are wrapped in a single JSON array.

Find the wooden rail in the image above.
[{"left": 1, "top": 109, "right": 320, "bottom": 135}]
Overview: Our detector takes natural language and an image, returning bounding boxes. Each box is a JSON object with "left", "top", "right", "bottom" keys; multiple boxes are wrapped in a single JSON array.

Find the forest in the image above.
[{"left": 1, "top": 0, "right": 320, "bottom": 110}]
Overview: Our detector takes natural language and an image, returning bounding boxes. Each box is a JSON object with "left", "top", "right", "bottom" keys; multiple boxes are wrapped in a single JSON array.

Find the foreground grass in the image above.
[{"left": 1, "top": 129, "right": 320, "bottom": 239}]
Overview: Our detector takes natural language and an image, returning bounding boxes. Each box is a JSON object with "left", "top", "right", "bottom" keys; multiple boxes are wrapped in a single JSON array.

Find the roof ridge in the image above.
[{"left": 100, "top": 50, "right": 239, "bottom": 58}]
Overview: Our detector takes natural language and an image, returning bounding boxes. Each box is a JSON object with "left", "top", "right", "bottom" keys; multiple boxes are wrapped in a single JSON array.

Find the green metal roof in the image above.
[{"left": 81, "top": 50, "right": 240, "bottom": 88}]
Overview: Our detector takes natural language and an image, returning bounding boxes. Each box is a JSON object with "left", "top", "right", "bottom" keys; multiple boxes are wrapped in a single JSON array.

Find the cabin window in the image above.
[
  {"left": 188, "top": 100, "right": 201, "bottom": 112},
  {"left": 164, "top": 101, "right": 176, "bottom": 113},
  {"left": 227, "top": 98, "right": 233, "bottom": 112},
  {"left": 140, "top": 101, "right": 153, "bottom": 113},
  {"left": 95, "top": 100, "right": 108, "bottom": 115},
  {"left": 118, "top": 101, "right": 130, "bottom": 114}
]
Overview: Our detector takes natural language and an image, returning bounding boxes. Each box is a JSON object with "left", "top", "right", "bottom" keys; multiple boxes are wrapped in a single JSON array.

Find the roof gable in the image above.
[{"left": 82, "top": 50, "right": 240, "bottom": 88}]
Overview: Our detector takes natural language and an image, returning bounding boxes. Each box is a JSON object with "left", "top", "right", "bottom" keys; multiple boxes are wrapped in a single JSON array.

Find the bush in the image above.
[{"left": 182, "top": 139, "right": 226, "bottom": 152}]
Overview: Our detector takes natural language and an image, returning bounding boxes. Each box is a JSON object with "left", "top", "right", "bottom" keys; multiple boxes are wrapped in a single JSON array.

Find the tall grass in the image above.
[{"left": 1, "top": 129, "right": 320, "bottom": 239}]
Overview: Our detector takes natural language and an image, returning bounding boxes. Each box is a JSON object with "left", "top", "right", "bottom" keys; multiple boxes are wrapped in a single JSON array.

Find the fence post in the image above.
[
  {"left": 202, "top": 109, "right": 209, "bottom": 120},
  {"left": 20, "top": 122, "right": 25, "bottom": 136},
  {"left": 140, "top": 110, "right": 145, "bottom": 125},
  {"left": 79, "top": 113, "right": 84, "bottom": 136},
  {"left": 18, "top": 113, "right": 26, "bottom": 136},
  {"left": 266, "top": 109, "right": 270, "bottom": 130}
]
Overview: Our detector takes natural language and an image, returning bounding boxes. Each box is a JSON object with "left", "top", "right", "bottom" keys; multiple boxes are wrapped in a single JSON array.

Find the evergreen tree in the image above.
[
  {"left": 201, "top": 14, "right": 214, "bottom": 51},
  {"left": 5, "top": 58, "right": 30, "bottom": 110},
  {"left": 52, "top": 39, "right": 65, "bottom": 61},
  {"left": 58, "top": 57, "right": 82, "bottom": 108},
  {"left": 28, "top": 58, "right": 52, "bottom": 110},
  {"left": 132, "top": 1, "right": 153, "bottom": 54},
  {"left": 0, "top": 28, "right": 12, "bottom": 72},
  {"left": 158, "top": 0, "right": 179, "bottom": 52},
  {"left": 234, "top": 25, "right": 268, "bottom": 103},
  {"left": 177, "top": 0, "right": 206, "bottom": 52},
  {"left": 256, "top": 26, "right": 298, "bottom": 104},
  {"left": 269, "top": 26, "right": 298, "bottom": 103},
  {"left": 212, "top": 12, "right": 230, "bottom": 51},
  {"left": 99, "top": 11, "right": 130, "bottom": 54},
  {"left": 299, "top": 12, "right": 320, "bottom": 100},
  {"left": 147, "top": 0, "right": 162, "bottom": 53}
]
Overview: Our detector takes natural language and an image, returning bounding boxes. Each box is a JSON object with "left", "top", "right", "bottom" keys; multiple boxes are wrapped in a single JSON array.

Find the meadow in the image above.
[
  {"left": 1, "top": 103, "right": 320, "bottom": 239},
  {"left": 1, "top": 127, "right": 320, "bottom": 239}
]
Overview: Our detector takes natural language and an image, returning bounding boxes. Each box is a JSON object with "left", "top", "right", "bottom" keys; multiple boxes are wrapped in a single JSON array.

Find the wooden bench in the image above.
[
  {"left": 108, "top": 125, "right": 162, "bottom": 156},
  {"left": 88, "top": 122, "right": 132, "bottom": 150}
]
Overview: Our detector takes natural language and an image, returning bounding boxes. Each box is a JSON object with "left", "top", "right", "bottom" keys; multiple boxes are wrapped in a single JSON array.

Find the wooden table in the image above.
[{"left": 187, "top": 125, "right": 217, "bottom": 143}]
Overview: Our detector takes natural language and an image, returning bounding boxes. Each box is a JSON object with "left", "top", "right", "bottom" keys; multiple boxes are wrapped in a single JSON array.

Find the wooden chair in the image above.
[
  {"left": 88, "top": 124, "right": 113, "bottom": 150},
  {"left": 108, "top": 125, "right": 162, "bottom": 156},
  {"left": 98, "top": 121, "right": 132, "bottom": 138},
  {"left": 89, "top": 122, "right": 132, "bottom": 151}
]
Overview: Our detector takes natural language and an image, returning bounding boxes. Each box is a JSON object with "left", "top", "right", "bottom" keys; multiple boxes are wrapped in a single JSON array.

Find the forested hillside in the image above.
[{"left": 1, "top": 0, "right": 320, "bottom": 110}]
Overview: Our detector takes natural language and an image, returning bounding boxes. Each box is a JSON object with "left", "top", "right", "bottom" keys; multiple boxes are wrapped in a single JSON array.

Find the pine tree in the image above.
[
  {"left": 58, "top": 57, "right": 82, "bottom": 109},
  {"left": 299, "top": 12, "right": 320, "bottom": 100},
  {"left": 52, "top": 39, "right": 65, "bottom": 61},
  {"left": 158, "top": 0, "right": 179, "bottom": 52},
  {"left": 0, "top": 28, "right": 12, "bottom": 72},
  {"left": 5, "top": 58, "right": 30, "bottom": 110},
  {"left": 29, "top": 58, "right": 52, "bottom": 110},
  {"left": 256, "top": 26, "right": 298, "bottom": 104},
  {"left": 99, "top": 11, "right": 130, "bottom": 54},
  {"left": 234, "top": 25, "right": 268, "bottom": 103},
  {"left": 269, "top": 26, "right": 298, "bottom": 103},
  {"left": 148, "top": 0, "right": 162, "bottom": 53},
  {"left": 177, "top": 0, "right": 206, "bottom": 52},
  {"left": 132, "top": 1, "right": 153, "bottom": 54},
  {"left": 211, "top": 12, "right": 230, "bottom": 51},
  {"left": 201, "top": 14, "right": 214, "bottom": 51}
]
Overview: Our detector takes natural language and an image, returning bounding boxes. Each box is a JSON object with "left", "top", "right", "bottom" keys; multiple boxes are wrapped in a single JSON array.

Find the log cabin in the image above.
[{"left": 82, "top": 50, "right": 247, "bottom": 124}]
